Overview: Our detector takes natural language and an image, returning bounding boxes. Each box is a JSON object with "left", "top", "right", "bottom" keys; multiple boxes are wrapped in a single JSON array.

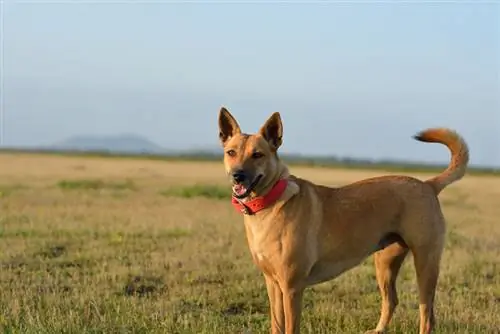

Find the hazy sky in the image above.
[{"left": 3, "top": 2, "right": 499, "bottom": 167}]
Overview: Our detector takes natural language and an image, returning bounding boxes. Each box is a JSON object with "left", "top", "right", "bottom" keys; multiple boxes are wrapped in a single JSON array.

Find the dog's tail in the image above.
[{"left": 413, "top": 128, "right": 470, "bottom": 195}]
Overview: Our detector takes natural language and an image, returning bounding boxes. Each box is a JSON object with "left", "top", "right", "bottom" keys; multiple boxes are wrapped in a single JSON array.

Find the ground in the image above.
[{"left": 0, "top": 153, "right": 498, "bottom": 333}]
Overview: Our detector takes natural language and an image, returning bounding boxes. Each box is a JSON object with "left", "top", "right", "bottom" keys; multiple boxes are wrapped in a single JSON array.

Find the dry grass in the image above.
[{"left": 0, "top": 153, "right": 499, "bottom": 333}]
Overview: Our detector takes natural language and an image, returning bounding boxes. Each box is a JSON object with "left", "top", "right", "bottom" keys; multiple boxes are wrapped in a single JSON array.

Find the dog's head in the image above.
[{"left": 218, "top": 107, "right": 284, "bottom": 199}]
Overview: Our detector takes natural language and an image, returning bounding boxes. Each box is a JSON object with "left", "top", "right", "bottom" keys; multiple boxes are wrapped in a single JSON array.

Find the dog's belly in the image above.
[
  {"left": 305, "top": 232, "right": 406, "bottom": 286},
  {"left": 305, "top": 256, "right": 369, "bottom": 286}
]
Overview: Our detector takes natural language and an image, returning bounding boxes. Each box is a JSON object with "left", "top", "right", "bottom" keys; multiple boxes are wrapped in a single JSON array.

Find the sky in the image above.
[{"left": 2, "top": 1, "right": 499, "bottom": 167}]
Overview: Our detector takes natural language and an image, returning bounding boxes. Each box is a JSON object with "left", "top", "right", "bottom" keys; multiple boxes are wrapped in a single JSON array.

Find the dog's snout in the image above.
[{"left": 232, "top": 170, "right": 247, "bottom": 183}]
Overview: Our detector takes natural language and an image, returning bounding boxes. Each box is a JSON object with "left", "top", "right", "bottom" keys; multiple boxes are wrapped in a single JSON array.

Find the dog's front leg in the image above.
[
  {"left": 282, "top": 286, "right": 304, "bottom": 334},
  {"left": 264, "top": 275, "right": 285, "bottom": 334}
]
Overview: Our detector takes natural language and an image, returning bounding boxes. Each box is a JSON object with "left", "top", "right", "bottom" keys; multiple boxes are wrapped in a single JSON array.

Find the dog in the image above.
[{"left": 217, "top": 107, "right": 469, "bottom": 334}]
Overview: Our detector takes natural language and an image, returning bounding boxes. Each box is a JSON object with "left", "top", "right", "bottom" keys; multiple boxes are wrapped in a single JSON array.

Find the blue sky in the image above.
[{"left": 3, "top": 1, "right": 499, "bottom": 167}]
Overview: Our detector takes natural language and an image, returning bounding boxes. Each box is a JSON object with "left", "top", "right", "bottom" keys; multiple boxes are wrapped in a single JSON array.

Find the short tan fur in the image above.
[{"left": 218, "top": 107, "right": 470, "bottom": 334}]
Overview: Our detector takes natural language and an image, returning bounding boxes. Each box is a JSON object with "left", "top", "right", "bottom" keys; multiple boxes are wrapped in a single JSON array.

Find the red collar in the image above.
[{"left": 231, "top": 179, "right": 288, "bottom": 215}]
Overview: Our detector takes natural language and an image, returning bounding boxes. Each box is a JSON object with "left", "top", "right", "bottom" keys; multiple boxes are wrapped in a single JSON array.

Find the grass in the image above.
[
  {"left": 0, "top": 184, "right": 27, "bottom": 198},
  {"left": 160, "top": 184, "right": 230, "bottom": 200},
  {"left": 57, "top": 178, "right": 136, "bottom": 191},
  {"left": 0, "top": 152, "right": 499, "bottom": 333}
]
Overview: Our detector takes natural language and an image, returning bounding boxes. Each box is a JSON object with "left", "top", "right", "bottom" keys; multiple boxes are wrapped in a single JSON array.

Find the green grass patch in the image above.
[
  {"left": 160, "top": 184, "right": 230, "bottom": 200},
  {"left": 0, "top": 184, "right": 27, "bottom": 197},
  {"left": 107, "top": 228, "right": 192, "bottom": 245},
  {"left": 57, "top": 179, "right": 136, "bottom": 191}
]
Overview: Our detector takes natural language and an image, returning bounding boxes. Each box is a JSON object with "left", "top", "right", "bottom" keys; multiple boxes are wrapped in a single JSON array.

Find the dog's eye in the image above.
[
  {"left": 252, "top": 152, "right": 264, "bottom": 159},
  {"left": 226, "top": 150, "right": 236, "bottom": 157}
]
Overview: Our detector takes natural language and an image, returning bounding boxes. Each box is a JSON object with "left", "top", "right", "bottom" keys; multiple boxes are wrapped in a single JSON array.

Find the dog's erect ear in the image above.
[
  {"left": 218, "top": 107, "right": 241, "bottom": 146},
  {"left": 259, "top": 112, "right": 283, "bottom": 151}
]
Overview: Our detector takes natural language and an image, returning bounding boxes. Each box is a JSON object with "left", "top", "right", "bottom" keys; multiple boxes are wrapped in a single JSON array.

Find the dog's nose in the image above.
[{"left": 232, "top": 170, "right": 247, "bottom": 183}]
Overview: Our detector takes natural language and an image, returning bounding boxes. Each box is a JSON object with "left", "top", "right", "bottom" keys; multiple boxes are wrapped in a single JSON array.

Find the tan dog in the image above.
[{"left": 217, "top": 107, "right": 469, "bottom": 334}]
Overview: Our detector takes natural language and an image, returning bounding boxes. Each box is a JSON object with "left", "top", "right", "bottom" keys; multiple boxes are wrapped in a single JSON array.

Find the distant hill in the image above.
[{"left": 50, "top": 134, "right": 168, "bottom": 154}]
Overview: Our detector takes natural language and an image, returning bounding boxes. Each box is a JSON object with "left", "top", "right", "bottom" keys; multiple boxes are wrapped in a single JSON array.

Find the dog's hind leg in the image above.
[
  {"left": 366, "top": 240, "right": 409, "bottom": 334},
  {"left": 412, "top": 240, "right": 444, "bottom": 334}
]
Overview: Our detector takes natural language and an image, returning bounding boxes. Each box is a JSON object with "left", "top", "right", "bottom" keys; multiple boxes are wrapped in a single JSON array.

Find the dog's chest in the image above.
[
  {"left": 244, "top": 218, "right": 275, "bottom": 254},
  {"left": 243, "top": 218, "right": 282, "bottom": 274}
]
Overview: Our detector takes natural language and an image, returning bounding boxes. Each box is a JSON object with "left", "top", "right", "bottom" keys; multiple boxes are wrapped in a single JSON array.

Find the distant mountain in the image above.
[{"left": 50, "top": 134, "right": 168, "bottom": 154}]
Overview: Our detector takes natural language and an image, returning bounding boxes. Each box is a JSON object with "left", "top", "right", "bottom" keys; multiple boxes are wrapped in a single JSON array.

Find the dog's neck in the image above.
[{"left": 256, "top": 163, "right": 290, "bottom": 198}]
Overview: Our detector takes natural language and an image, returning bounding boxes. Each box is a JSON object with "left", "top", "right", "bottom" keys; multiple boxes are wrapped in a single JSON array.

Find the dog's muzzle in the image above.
[{"left": 232, "top": 174, "right": 263, "bottom": 199}]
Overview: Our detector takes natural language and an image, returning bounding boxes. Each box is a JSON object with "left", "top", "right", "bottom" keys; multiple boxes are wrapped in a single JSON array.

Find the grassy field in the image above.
[{"left": 0, "top": 153, "right": 499, "bottom": 333}]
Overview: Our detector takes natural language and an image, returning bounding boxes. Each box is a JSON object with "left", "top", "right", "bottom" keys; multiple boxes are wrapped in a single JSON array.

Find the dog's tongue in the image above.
[{"left": 232, "top": 184, "right": 247, "bottom": 196}]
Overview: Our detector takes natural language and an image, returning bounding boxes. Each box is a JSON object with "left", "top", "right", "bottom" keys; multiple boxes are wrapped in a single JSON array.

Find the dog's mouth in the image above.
[{"left": 232, "top": 174, "right": 263, "bottom": 199}]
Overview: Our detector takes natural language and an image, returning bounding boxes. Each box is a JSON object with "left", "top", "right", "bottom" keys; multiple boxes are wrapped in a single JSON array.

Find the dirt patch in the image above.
[
  {"left": 123, "top": 275, "right": 166, "bottom": 297},
  {"left": 221, "top": 301, "right": 267, "bottom": 316}
]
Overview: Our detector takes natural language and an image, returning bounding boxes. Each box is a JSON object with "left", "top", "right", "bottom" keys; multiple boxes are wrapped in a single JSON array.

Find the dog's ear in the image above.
[
  {"left": 218, "top": 107, "right": 241, "bottom": 146},
  {"left": 259, "top": 112, "right": 283, "bottom": 151}
]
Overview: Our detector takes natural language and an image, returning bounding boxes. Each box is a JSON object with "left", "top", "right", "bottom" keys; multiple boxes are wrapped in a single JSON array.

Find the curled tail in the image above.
[{"left": 413, "top": 128, "right": 470, "bottom": 195}]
